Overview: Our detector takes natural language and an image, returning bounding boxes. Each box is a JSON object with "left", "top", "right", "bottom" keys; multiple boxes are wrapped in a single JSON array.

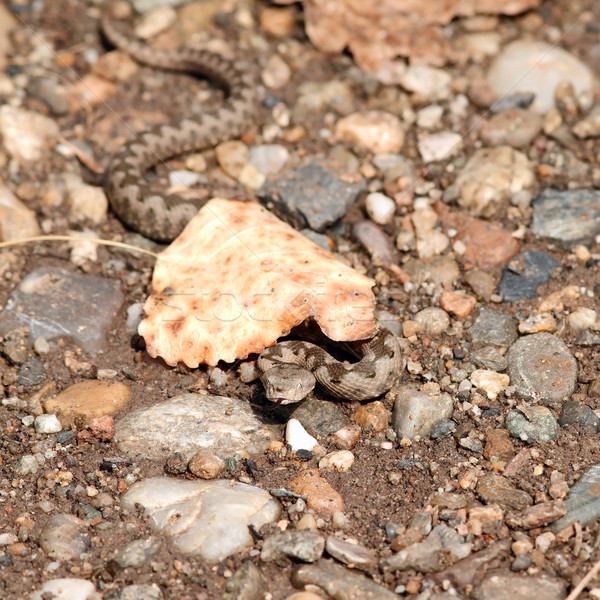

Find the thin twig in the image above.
[{"left": 566, "top": 554, "right": 600, "bottom": 600}]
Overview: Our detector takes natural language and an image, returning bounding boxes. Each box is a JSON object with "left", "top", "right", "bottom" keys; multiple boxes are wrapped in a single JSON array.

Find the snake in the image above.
[{"left": 100, "top": 18, "right": 402, "bottom": 402}]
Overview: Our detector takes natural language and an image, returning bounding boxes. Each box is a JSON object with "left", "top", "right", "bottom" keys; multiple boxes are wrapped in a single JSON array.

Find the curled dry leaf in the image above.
[
  {"left": 284, "top": 0, "right": 541, "bottom": 71},
  {"left": 139, "top": 198, "right": 377, "bottom": 367}
]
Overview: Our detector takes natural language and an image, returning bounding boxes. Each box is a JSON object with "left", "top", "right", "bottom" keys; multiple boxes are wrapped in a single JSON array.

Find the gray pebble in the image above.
[
  {"left": 39, "top": 514, "right": 91, "bottom": 560},
  {"left": 499, "top": 251, "right": 560, "bottom": 302},
  {"left": 115, "top": 584, "right": 162, "bottom": 600},
  {"left": 393, "top": 386, "right": 454, "bottom": 440},
  {"left": 471, "top": 346, "right": 508, "bottom": 372},
  {"left": 507, "top": 332, "right": 578, "bottom": 401},
  {"left": 558, "top": 401, "right": 600, "bottom": 432},
  {"left": 469, "top": 308, "right": 518, "bottom": 349},
  {"left": 261, "top": 529, "right": 325, "bottom": 563},
  {"left": 18, "top": 357, "right": 45, "bottom": 386},
  {"left": 224, "top": 561, "right": 268, "bottom": 600},
  {"left": 429, "top": 419, "right": 456, "bottom": 439},
  {"left": 109, "top": 538, "right": 161, "bottom": 571},
  {"left": 473, "top": 573, "right": 566, "bottom": 600},
  {"left": 290, "top": 396, "right": 350, "bottom": 436},
  {"left": 505, "top": 406, "right": 558, "bottom": 441},
  {"left": 325, "top": 536, "right": 377, "bottom": 566}
]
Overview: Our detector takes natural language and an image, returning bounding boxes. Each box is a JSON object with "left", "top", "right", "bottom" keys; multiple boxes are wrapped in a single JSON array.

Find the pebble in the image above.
[
  {"left": 291, "top": 561, "right": 398, "bottom": 600},
  {"left": 399, "top": 65, "right": 452, "bottom": 101},
  {"left": 34, "top": 414, "right": 62, "bottom": 434},
  {"left": 290, "top": 397, "right": 350, "bottom": 436},
  {"left": 167, "top": 169, "right": 203, "bottom": 188},
  {"left": 567, "top": 307, "right": 597, "bottom": 332},
  {"left": 505, "top": 406, "right": 558, "bottom": 442},
  {"left": 393, "top": 386, "right": 454, "bottom": 440},
  {"left": 469, "top": 308, "right": 518, "bottom": 349},
  {"left": 473, "top": 572, "right": 567, "bottom": 600},
  {"left": 65, "top": 176, "right": 108, "bottom": 225},
  {"left": 480, "top": 108, "right": 542, "bottom": 148},
  {"left": 259, "top": 160, "right": 365, "bottom": 231},
  {"left": 188, "top": 448, "right": 226, "bottom": 479},
  {"left": 487, "top": 39, "right": 595, "bottom": 113},
  {"left": 498, "top": 251, "right": 561, "bottom": 302},
  {"left": 483, "top": 428, "right": 516, "bottom": 461},
  {"left": 429, "top": 419, "right": 456, "bottom": 439},
  {"left": 216, "top": 140, "right": 250, "bottom": 180},
  {"left": 518, "top": 312, "right": 557, "bottom": 334},
  {"left": 551, "top": 464, "right": 600, "bottom": 532},
  {"left": 30, "top": 579, "right": 100, "bottom": 600},
  {"left": 414, "top": 307, "right": 450, "bottom": 335},
  {"left": 505, "top": 499, "right": 567, "bottom": 529},
  {"left": 573, "top": 106, "right": 600, "bottom": 138},
  {"left": 134, "top": 6, "right": 177, "bottom": 39},
  {"left": 353, "top": 401, "right": 389, "bottom": 432},
  {"left": 14, "top": 455, "right": 38, "bottom": 475},
  {"left": 248, "top": 144, "right": 289, "bottom": 175},
  {"left": 476, "top": 473, "right": 533, "bottom": 511},
  {"left": 18, "top": 357, "right": 45, "bottom": 386},
  {"left": 261, "top": 530, "right": 325, "bottom": 563},
  {"left": 318, "top": 450, "right": 354, "bottom": 472},
  {"left": 411, "top": 206, "right": 450, "bottom": 258},
  {"left": 121, "top": 477, "right": 280, "bottom": 561},
  {"left": 114, "top": 394, "right": 276, "bottom": 460},
  {"left": 109, "top": 538, "right": 161, "bottom": 570},
  {"left": 116, "top": 584, "right": 163, "bottom": 600},
  {"left": 439, "top": 291, "right": 477, "bottom": 319},
  {"left": 0, "top": 183, "right": 41, "bottom": 241},
  {"left": 44, "top": 381, "right": 131, "bottom": 428},
  {"left": 330, "top": 425, "right": 361, "bottom": 450},
  {"left": 531, "top": 188, "right": 600, "bottom": 248},
  {"left": 39, "top": 514, "right": 91, "bottom": 560},
  {"left": 0, "top": 266, "right": 123, "bottom": 355},
  {"left": 325, "top": 536, "right": 377, "bottom": 567},
  {"left": 352, "top": 220, "right": 401, "bottom": 268},
  {"left": 470, "top": 370, "right": 509, "bottom": 400},
  {"left": 453, "top": 146, "right": 535, "bottom": 218},
  {"left": 262, "top": 54, "right": 291, "bottom": 89},
  {"left": 365, "top": 192, "right": 395, "bottom": 225},
  {"left": 382, "top": 537, "right": 442, "bottom": 573},
  {"left": 223, "top": 561, "right": 268, "bottom": 600},
  {"left": 471, "top": 346, "right": 508, "bottom": 372},
  {"left": 0, "top": 105, "right": 59, "bottom": 163},
  {"left": 335, "top": 111, "right": 405, "bottom": 153},
  {"left": 417, "top": 131, "right": 462, "bottom": 163},
  {"left": 507, "top": 332, "right": 578, "bottom": 401},
  {"left": 416, "top": 104, "right": 444, "bottom": 129},
  {"left": 286, "top": 418, "right": 319, "bottom": 453},
  {"left": 295, "top": 81, "right": 355, "bottom": 117},
  {"left": 288, "top": 469, "right": 344, "bottom": 515},
  {"left": 558, "top": 400, "right": 600, "bottom": 432}
]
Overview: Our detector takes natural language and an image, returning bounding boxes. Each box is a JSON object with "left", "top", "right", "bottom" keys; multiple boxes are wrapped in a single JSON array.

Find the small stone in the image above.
[
  {"left": 216, "top": 140, "right": 250, "bottom": 180},
  {"left": 34, "top": 414, "right": 62, "bottom": 434},
  {"left": 290, "top": 397, "right": 350, "bottom": 436},
  {"left": 168, "top": 169, "right": 203, "bottom": 188},
  {"left": 439, "top": 292, "right": 477, "bottom": 319},
  {"left": 14, "top": 455, "right": 38, "bottom": 475},
  {"left": 44, "top": 381, "right": 131, "bottom": 428},
  {"left": 382, "top": 537, "right": 443, "bottom": 573},
  {"left": 238, "top": 163, "right": 266, "bottom": 190},
  {"left": 507, "top": 333, "right": 578, "bottom": 401},
  {"left": 87, "top": 415, "right": 115, "bottom": 442},
  {"left": 454, "top": 146, "right": 535, "bottom": 218},
  {"left": 30, "top": 579, "right": 100, "bottom": 600},
  {"left": 558, "top": 401, "right": 600, "bottom": 432},
  {"left": 518, "top": 312, "right": 557, "bottom": 334},
  {"left": 400, "top": 65, "right": 452, "bottom": 100},
  {"left": 110, "top": 538, "right": 161, "bottom": 570},
  {"left": 261, "top": 529, "right": 325, "bottom": 563},
  {"left": 365, "top": 192, "right": 395, "bottom": 225},
  {"left": 116, "top": 584, "right": 162, "bottom": 600},
  {"left": 531, "top": 189, "right": 600, "bottom": 248},
  {"left": 416, "top": 104, "right": 444, "bottom": 129},
  {"left": 134, "top": 6, "right": 177, "bottom": 38},
  {"left": 223, "top": 561, "right": 268, "bottom": 600},
  {"left": 429, "top": 419, "right": 456, "bottom": 439},
  {"left": 286, "top": 419, "right": 319, "bottom": 453},
  {"left": 335, "top": 111, "right": 404, "bottom": 153},
  {"left": 469, "top": 308, "right": 518, "bottom": 349},
  {"left": 0, "top": 183, "right": 41, "bottom": 241},
  {"left": 352, "top": 220, "right": 402, "bottom": 268},
  {"left": 567, "top": 307, "right": 597, "bottom": 332},
  {"left": 460, "top": 437, "right": 484, "bottom": 453},
  {"left": 0, "top": 105, "right": 59, "bottom": 163},
  {"left": 262, "top": 54, "right": 291, "bottom": 89},
  {"left": 471, "top": 347, "right": 508, "bottom": 372},
  {"left": 499, "top": 251, "right": 560, "bottom": 302},
  {"left": 249, "top": 144, "right": 289, "bottom": 175},
  {"left": 418, "top": 131, "right": 462, "bottom": 163},
  {"left": 353, "top": 401, "right": 389, "bottom": 432},
  {"left": 188, "top": 448, "right": 226, "bottom": 479},
  {"left": 473, "top": 572, "right": 567, "bottom": 600},
  {"left": 505, "top": 500, "right": 567, "bottom": 529},
  {"left": 476, "top": 473, "right": 533, "bottom": 511},
  {"left": 18, "top": 357, "right": 45, "bottom": 386},
  {"left": 480, "top": 108, "right": 542, "bottom": 148},
  {"left": 393, "top": 387, "right": 454, "bottom": 440},
  {"left": 505, "top": 406, "right": 558, "bottom": 442},
  {"left": 318, "top": 451, "right": 354, "bottom": 472},
  {"left": 330, "top": 425, "right": 361, "bottom": 450},
  {"left": 325, "top": 536, "right": 377, "bottom": 566},
  {"left": 66, "top": 177, "right": 108, "bottom": 225},
  {"left": 487, "top": 39, "right": 595, "bottom": 113},
  {"left": 259, "top": 7, "right": 296, "bottom": 37},
  {"left": 39, "top": 514, "right": 91, "bottom": 560},
  {"left": 470, "top": 370, "right": 509, "bottom": 400},
  {"left": 295, "top": 81, "right": 355, "bottom": 117},
  {"left": 288, "top": 469, "right": 344, "bottom": 515},
  {"left": 484, "top": 429, "right": 516, "bottom": 461},
  {"left": 414, "top": 307, "right": 450, "bottom": 334}
]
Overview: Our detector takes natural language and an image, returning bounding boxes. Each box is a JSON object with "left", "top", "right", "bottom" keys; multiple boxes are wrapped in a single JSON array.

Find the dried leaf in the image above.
[{"left": 139, "top": 198, "right": 377, "bottom": 367}]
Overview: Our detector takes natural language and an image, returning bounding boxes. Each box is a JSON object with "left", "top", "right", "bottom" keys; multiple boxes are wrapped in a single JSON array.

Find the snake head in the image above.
[{"left": 260, "top": 364, "right": 316, "bottom": 405}]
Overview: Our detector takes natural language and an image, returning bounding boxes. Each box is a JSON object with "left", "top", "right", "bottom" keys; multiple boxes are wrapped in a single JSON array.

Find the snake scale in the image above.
[{"left": 101, "top": 18, "right": 402, "bottom": 403}]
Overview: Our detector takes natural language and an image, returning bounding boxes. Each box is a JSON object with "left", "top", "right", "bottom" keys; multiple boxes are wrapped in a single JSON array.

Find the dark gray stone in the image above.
[
  {"left": 261, "top": 530, "right": 325, "bottom": 563},
  {"left": 558, "top": 401, "right": 600, "bottom": 432},
  {"left": 498, "top": 251, "right": 560, "bottom": 301},
  {"left": 325, "top": 536, "right": 377, "bottom": 567},
  {"left": 429, "top": 419, "right": 456, "bottom": 439},
  {"left": 259, "top": 160, "right": 365, "bottom": 231},
  {"left": 471, "top": 346, "right": 508, "bottom": 372},
  {"left": 505, "top": 407, "right": 558, "bottom": 441},
  {"left": 17, "top": 357, "right": 45, "bottom": 386},
  {"left": 290, "top": 396, "right": 350, "bottom": 436},
  {"left": 469, "top": 308, "right": 518, "bottom": 349},
  {"left": 223, "top": 561, "right": 268, "bottom": 600},
  {"left": 507, "top": 332, "right": 578, "bottom": 401},
  {"left": 532, "top": 188, "right": 600, "bottom": 248}
]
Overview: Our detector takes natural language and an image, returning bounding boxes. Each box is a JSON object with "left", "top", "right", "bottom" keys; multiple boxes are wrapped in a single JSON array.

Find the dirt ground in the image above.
[{"left": 1, "top": 0, "right": 600, "bottom": 598}]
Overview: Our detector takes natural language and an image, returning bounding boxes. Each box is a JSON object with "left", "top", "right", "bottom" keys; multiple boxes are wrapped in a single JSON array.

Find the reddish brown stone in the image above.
[{"left": 288, "top": 468, "right": 345, "bottom": 515}]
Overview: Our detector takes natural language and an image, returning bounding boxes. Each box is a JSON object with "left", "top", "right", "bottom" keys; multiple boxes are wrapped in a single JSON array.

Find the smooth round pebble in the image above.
[
  {"left": 365, "top": 192, "right": 395, "bottom": 225},
  {"left": 34, "top": 414, "right": 62, "bottom": 434},
  {"left": 335, "top": 111, "right": 405, "bottom": 153},
  {"left": 286, "top": 418, "right": 318, "bottom": 452},
  {"left": 318, "top": 450, "right": 354, "bottom": 472},
  {"left": 30, "top": 579, "right": 100, "bottom": 600},
  {"left": 414, "top": 307, "right": 450, "bottom": 334},
  {"left": 567, "top": 307, "right": 597, "bottom": 331}
]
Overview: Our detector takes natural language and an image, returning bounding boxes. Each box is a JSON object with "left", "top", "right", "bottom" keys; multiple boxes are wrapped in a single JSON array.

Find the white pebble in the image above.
[
  {"left": 238, "top": 163, "right": 266, "bottom": 190},
  {"left": 470, "top": 369, "right": 510, "bottom": 400},
  {"left": 417, "top": 104, "right": 444, "bottom": 129},
  {"left": 34, "top": 414, "right": 62, "bottom": 434},
  {"left": 365, "top": 192, "right": 395, "bottom": 225},
  {"left": 335, "top": 111, "right": 405, "bottom": 153},
  {"left": 33, "top": 336, "right": 50, "bottom": 354},
  {"left": 168, "top": 169, "right": 203, "bottom": 188},
  {"left": 567, "top": 307, "right": 597, "bottom": 331},
  {"left": 318, "top": 450, "right": 354, "bottom": 472},
  {"left": 248, "top": 144, "right": 289, "bottom": 175},
  {"left": 417, "top": 131, "right": 462, "bottom": 163},
  {"left": 30, "top": 578, "right": 100, "bottom": 600},
  {"left": 286, "top": 418, "right": 318, "bottom": 452}
]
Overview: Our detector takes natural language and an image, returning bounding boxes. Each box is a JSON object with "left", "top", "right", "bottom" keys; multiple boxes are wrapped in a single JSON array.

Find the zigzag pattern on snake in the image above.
[{"left": 100, "top": 18, "right": 402, "bottom": 402}]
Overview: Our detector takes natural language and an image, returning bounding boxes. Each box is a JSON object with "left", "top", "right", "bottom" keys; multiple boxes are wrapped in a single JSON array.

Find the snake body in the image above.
[
  {"left": 101, "top": 19, "right": 402, "bottom": 401},
  {"left": 101, "top": 18, "right": 257, "bottom": 242},
  {"left": 258, "top": 329, "right": 402, "bottom": 404}
]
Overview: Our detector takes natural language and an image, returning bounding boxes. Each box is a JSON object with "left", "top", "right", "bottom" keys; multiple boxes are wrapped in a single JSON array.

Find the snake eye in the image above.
[
  {"left": 330, "top": 378, "right": 342, "bottom": 384},
  {"left": 388, "top": 350, "right": 395, "bottom": 359},
  {"left": 366, "top": 372, "right": 376, "bottom": 379}
]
